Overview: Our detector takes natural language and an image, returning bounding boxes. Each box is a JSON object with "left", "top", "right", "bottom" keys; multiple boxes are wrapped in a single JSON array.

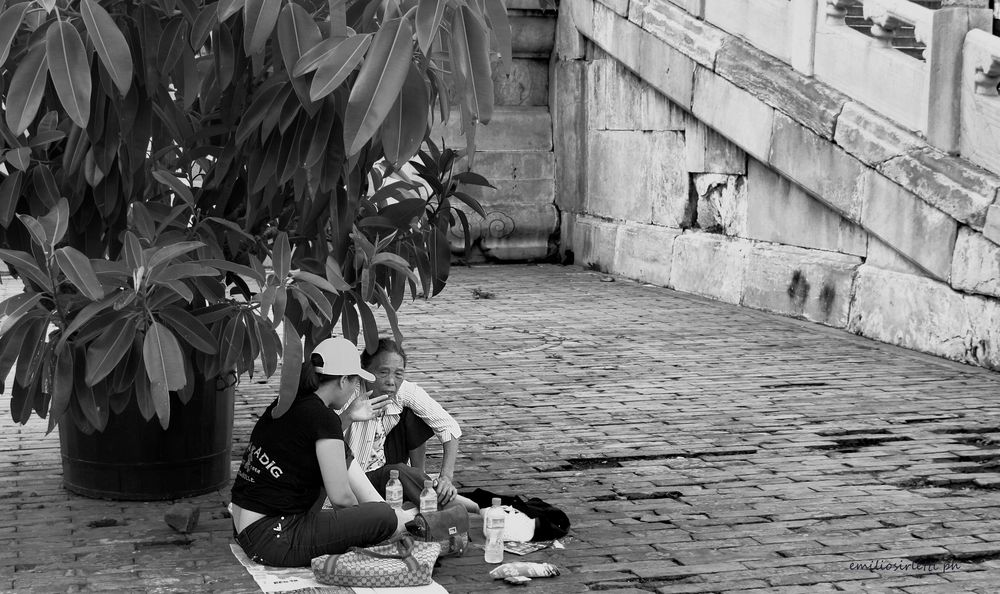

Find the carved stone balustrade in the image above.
[
  {"left": 815, "top": 0, "right": 991, "bottom": 153},
  {"left": 961, "top": 29, "right": 1000, "bottom": 175}
]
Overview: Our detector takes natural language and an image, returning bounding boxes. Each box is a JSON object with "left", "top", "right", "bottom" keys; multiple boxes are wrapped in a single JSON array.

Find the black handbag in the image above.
[
  {"left": 407, "top": 502, "right": 470, "bottom": 557},
  {"left": 461, "top": 488, "right": 571, "bottom": 541}
]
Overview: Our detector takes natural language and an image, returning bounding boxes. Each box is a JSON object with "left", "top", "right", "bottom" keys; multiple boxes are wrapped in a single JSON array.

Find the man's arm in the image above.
[{"left": 434, "top": 438, "right": 460, "bottom": 505}]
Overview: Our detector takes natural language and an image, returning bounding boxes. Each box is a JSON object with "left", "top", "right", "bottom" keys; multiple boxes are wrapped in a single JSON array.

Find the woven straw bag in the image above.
[{"left": 311, "top": 535, "right": 440, "bottom": 587}]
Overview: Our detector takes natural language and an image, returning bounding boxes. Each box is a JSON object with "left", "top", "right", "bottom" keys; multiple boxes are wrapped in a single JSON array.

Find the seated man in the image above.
[{"left": 341, "top": 338, "right": 477, "bottom": 512}]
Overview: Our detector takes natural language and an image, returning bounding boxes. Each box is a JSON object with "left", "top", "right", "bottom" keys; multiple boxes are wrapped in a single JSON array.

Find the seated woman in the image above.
[{"left": 230, "top": 337, "right": 410, "bottom": 567}]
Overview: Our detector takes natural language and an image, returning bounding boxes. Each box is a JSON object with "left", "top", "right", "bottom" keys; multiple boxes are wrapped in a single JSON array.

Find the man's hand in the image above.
[
  {"left": 434, "top": 476, "right": 457, "bottom": 506},
  {"left": 343, "top": 392, "right": 390, "bottom": 423}
]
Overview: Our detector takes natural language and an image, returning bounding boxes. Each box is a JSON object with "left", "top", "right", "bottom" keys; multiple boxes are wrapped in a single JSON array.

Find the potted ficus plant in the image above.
[{"left": 0, "top": 0, "right": 507, "bottom": 500}]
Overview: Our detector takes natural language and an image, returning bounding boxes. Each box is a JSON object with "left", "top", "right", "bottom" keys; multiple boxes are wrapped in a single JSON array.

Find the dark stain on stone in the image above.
[
  {"left": 787, "top": 270, "right": 810, "bottom": 307},
  {"left": 818, "top": 282, "right": 836, "bottom": 317}
]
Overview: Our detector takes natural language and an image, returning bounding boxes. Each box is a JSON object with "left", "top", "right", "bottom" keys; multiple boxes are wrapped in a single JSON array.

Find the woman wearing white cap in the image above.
[{"left": 230, "top": 337, "right": 409, "bottom": 567}]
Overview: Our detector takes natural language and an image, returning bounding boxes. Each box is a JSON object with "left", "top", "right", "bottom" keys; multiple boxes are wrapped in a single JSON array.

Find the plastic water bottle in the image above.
[
  {"left": 386, "top": 470, "right": 403, "bottom": 510},
  {"left": 419, "top": 479, "right": 437, "bottom": 514},
  {"left": 484, "top": 497, "right": 505, "bottom": 564}
]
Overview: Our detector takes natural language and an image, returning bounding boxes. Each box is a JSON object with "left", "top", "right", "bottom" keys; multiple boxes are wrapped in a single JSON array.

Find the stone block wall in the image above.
[{"left": 555, "top": 0, "right": 1000, "bottom": 371}]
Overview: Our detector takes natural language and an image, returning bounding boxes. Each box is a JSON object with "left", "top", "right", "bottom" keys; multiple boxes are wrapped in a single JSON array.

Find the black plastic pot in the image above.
[{"left": 58, "top": 375, "right": 234, "bottom": 500}]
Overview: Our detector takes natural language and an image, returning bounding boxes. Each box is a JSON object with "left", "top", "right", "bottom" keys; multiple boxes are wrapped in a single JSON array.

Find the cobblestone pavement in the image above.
[{"left": 4, "top": 264, "right": 1000, "bottom": 593}]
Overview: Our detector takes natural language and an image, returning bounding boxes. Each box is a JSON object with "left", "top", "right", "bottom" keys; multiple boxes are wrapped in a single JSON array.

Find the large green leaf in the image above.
[
  {"left": 484, "top": 0, "right": 512, "bottom": 73},
  {"left": 47, "top": 20, "right": 93, "bottom": 129},
  {"left": 277, "top": 2, "right": 321, "bottom": 105},
  {"left": 220, "top": 314, "right": 246, "bottom": 374},
  {"left": 6, "top": 43, "right": 49, "bottom": 135},
  {"left": 32, "top": 167, "right": 61, "bottom": 214},
  {"left": 145, "top": 240, "right": 204, "bottom": 272},
  {"left": 55, "top": 247, "right": 105, "bottom": 301},
  {"left": 143, "top": 321, "right": 185, "bottom": 429},
  {"left": 46, "top": 344, "right": 74, "bottom": 434},
  {"left": 0, "top": 171, "right": 22, "bottom": 228},
  {"left": 272, "top": 231, "right": 292, "bottom": 281},
  {"left": 74, "top": 351, "right": 108, "bottom": 431},
  {"left": 343, "top": 17, "right": 413, "bottom": 155},
  {"left": 0, "top": 248, "right": 51, "bottom": 291},
  {"left": 0, "top": 293, "right": 43, "bottom": 339},
  {"left": 85, "top": 316, "right": 139, "bottom": 386},
  {"left": 217, "top": 0, "right": 244, "bottom": 22},
  {"left": 152, "top": 169, "right": 195, "bottom": 208},
  {"left": 371, "top": 251, "right": 420, "bottom": 286},
  {"left": 415, "top": 0, "right": 446, "bottom": 57},
  {"left": 56, "top": 296, "right": 116, "bottom": 350},
  {"left": 381, "top": 62, "right": 428, "bottom": 168},
  {"left": 0, "top": 3, "right": 29, "bottom": 69},
  {"left": 450, "top": 5, "right": 493, "bottom": 124},
  {"left": 158, "top": 305, "right": 217, "bottom": 354},
  {"left": 38, "top": 198, "right": 70, "bottom": 252},
  {"left": 81, "top": 0, "right": 133, "bottom": 95},
  {"left": 273, "top": 321, "right": 302, "bottom": 418},
  {"left": 244, "top": 0, "right": 281, "bottom": 56},
  {"left": 308, "top": 33, "right": 372, "bottom": 101}
]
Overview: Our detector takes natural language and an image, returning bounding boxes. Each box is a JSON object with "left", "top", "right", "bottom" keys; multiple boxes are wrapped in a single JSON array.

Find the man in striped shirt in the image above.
[{"left": 343, "top": 338, "right": 477, "bottom": 511}]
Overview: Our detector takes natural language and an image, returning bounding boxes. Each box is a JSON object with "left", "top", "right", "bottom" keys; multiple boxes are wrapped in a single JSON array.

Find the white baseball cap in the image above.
[{"left": 311, "top": 337, "right": 375, "bottom": 381}]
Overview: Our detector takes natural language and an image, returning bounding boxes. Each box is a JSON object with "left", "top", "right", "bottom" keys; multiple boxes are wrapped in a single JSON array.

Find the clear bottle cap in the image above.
[
  {"left": 424, "top": 479, "right": 434, "bottom": 488},
  {"left": 389, "top": 469, "right": 399, "bottom": 478},
  {"left": 492, "top": 497, "right": 502, "bottom": 506}
]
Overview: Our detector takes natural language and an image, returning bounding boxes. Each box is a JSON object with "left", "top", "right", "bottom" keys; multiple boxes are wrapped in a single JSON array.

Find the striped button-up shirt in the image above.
[{"left": 344, "top": 380, "right": 462, "bottom": 472}]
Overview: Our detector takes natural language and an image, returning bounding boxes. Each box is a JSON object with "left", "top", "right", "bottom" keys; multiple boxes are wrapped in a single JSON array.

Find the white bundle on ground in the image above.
[{"left": 489, "top": 562, "right": 561, "bottom": 579}]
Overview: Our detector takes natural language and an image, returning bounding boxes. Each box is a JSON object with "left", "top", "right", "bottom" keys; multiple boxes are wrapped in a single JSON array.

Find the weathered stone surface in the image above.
[
  {"left": 714, "top": 37, "right": 847, "bottom": 140},
  {"left": 669, "top": 232, "right": 748, "bottom": 303},
  {"left": 613, "top": 222, "right": 682, "bottom": 286},
  {"left": 692, "top": 66, "right": 774, "bottom": 163},
  {"left": 640, "top": 0, "right": 726, "bottom": 68},
  {"left": 459, "top": 151, "right": 554, "bottom": 182},
  {"left": 686, "top": 117, "right": 746, "bottom": 174},
  {"left": 435, "top": 107, "right": 552, "bottom": 152},
  {"left": 833, "top": 102, "right": 924, "bottom": 167},
  {"left": 451, "top": 181, "right": 558, "bottom": 261},
  {"left": 552, "top": 60, "right": 586, "bottom": 213},
  {"left": 951, "top": 227, "right": 1000, "bottom": 299},
  {"left": 493, "top": 58, "right": 549, "bottom": 106},
  {"left": 568, "top": 0, "right": 595, "bottom": 39},
  {"left": 554, "top": 0, "right": 586, "bottom": 60},
  {"left": 744, "top": 160, "right": 867, "bottom": 257},
  {"left": 741, "top": 244, "right": 860, "bottom": 328},
  {"left": 866, "top": 236, "right": 928, "bottom": 278},
  {"left": 510, "top": 15, "right": 556, "bottom": 56},
  {"left": 767, "top": 113, "right": 865, "bottom": 221},
  {"left": 569, "top": 214, "right": 620, "bottom": 270},
  {"left": 848, "top": 265, "right": 1000, "bottom": 370},
  {"left": 589, "top": 1, "right": 696, "bottom": 109},
  {"left": 594, "top": 0, "right": 628, "bottom": 16},
  {"left": 692, "top": 173, "right": 746, "bottom": 236},
  {"left": 859, "top": 171, "right": 958, "bottom": 282},
  {"left": 586, "top": 129, "right": 687, "bottom": 226},
  {"left": 587, "top": 59, "right": 685, "bottom": 132},
  {"left": 878, "top": 147, "right": 999, "bottom": 230},
  {"left": 964, "top": 293, "right": 1000, "bottom": 370},
  {"left": 987, "top": 205, "right": 1000, "bottom": 246}
]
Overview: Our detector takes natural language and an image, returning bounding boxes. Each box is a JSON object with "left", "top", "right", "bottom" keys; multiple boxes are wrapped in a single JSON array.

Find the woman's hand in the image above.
[{"left": 343, "top": 392, "right": 390, "bottom": 423}]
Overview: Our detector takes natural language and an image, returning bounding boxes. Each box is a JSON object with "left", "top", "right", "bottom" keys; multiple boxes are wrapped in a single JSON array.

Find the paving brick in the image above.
[{"left": 2, "top": 264, "right": 1000, "bottom": 592}]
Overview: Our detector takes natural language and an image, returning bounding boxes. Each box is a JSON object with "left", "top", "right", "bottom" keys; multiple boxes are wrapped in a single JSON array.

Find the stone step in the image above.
[
  {"left": 459, "top": 150, "right": 555, "bottom": 181},
  {"left": 493, "top": 58, "right": 549, "bottom": 106},
  {"left": 510, "top": 14, "right": 556, "bottom": 56},
  {"left": 433, "top": 106, "right": 552, "bottom": 152}
]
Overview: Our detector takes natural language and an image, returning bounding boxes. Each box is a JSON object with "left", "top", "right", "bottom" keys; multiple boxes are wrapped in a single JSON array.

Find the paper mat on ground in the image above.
[{"left": 230, "top": 544, "right": 448, "bottom": 594}]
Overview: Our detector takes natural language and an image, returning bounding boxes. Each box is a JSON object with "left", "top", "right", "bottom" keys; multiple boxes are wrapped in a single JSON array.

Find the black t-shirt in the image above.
[{"left": 231, "top": 393, "right": 352, "bottom": 516}]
